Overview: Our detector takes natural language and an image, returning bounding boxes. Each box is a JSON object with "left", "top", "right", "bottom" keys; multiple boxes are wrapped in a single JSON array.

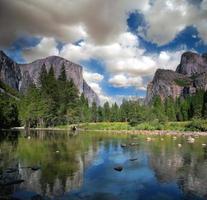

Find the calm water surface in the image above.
[{"left": 0, "top": 130, "right": 207, "bottom": 200}]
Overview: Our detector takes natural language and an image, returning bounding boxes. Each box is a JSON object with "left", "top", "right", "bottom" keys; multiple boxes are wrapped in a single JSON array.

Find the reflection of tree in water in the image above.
[
  {"left": 148, "top": 136, "right": 207, "bottom": 198},
  {"left": 0, "top": 130, "right": 100, "bottom": 199}
]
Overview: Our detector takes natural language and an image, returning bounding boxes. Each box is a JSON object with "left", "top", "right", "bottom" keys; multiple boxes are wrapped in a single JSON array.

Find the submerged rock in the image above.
[
  {"left": 31, "top": 166, "right": 41, "bottom": 171},
  {"left": 120, "top": 144, "right": 127, "bottom": 148},
  {"left": 187, "top": 137, "right": 195, "bottom": 143},
  {"left": 129, "top": 158, "right": 138, "bottom": 161},
  {"left": 114, "top": 166, "right": 123, "bottom": 172},
  {"left": 178, "top": 144, "right": 182, "bottom": 148}
]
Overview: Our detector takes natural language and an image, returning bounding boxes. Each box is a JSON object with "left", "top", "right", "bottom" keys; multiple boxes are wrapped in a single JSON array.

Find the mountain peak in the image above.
[
  {"left": 0, "top": 50, "right": 9, "bottom": 59},
  {"left": 176, "top": 51, "right": 207, "bottom": 76},
  {"left": 145, "top": 51, "right": 207, "bottom": 104}
]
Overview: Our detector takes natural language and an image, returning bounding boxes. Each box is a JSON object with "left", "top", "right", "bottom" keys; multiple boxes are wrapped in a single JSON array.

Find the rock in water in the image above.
[
  {"left": 31, "top": 166, "right": 41, "bottom": 171},
  {"left": 120, "top": 144, "right": 127, "bottom": 148},
  {"left": 129, "top": 158, "right": 138, "bottom": 161},
  {"left": 114, "top": 166, "right": 123, "bottom": 172},
  {"left": 187, "top": 137, "right": 195, "bottom": 143}
]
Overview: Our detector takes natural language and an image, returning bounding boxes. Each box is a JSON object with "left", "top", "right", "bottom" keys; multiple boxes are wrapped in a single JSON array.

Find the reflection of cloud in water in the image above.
[{"left": 92, "top": 157, "right": 104, "bottom": 166}]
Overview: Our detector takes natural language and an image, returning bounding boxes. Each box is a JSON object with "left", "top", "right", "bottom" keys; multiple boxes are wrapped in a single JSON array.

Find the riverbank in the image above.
[{"left": 8, "top": 121, "right": 207, "bottom": 135}]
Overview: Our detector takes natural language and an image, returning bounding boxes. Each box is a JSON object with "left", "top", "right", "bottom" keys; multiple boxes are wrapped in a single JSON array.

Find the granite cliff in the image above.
[
  {"left": 0, "top": 51, "right": 99, "bottom": 105},
  {"left": 145, "top": 52, "right": 207, "bottom": 104}
]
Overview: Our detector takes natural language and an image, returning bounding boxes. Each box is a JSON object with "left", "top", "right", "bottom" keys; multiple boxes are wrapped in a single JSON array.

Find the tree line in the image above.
[{"left": 0, "top": 64, "right": 207, "bottom": 129}]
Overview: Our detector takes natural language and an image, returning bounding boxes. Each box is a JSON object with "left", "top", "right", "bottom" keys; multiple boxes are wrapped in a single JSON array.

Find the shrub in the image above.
[{"left": 185, "top": 119, "right": 207, "bottom": 131}]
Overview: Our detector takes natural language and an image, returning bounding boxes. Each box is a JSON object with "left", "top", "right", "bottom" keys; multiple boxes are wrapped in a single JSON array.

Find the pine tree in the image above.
[
  {"left": 180, "top": 98, "right": 190, "bottom": 121},
  {"left": 165, "top": 97, "right": 176, "bottom": 121},
  {"left": 97, "top": 106, "right": 104, "bottom": 122},
  {"left": 152, "top": 96, "right": 166, "bottom": 122},
  {"left": 110, "top": 103, "right": 119, "bottom": 122},
  {"left": 58, "top": 64, "right": 67, "bottom": 82},
  {"left": 80, "top": 93, "right": 90, "bottom": 122},
  {"left": 103, "top": 101, "right": 110, "bottom": 121},
  {"left": 91, "top": 101, "right": 97, "bottom": 122},
  {"left": 202, "top": 90, "right": 207, "bottom": 118},
  {"left": 191, "top": 90, "right": 204, "bottom": 119},
  {"left": 39, "top": 64, "right": 47, "bottom": 87}
]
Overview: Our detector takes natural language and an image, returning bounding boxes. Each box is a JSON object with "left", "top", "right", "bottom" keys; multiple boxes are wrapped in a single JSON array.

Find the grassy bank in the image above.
[{"left": 55, "top": 120, "right": 207, "bottom": 132}]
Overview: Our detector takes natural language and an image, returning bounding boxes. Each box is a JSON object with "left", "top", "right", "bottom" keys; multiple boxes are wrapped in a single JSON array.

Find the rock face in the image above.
[
  {"left": 176, "top": 52, "right": 207, "bottom": 76},
  {"left": 0, "top": 51, "right": 21, "bottom": 90},
  {"left": 0, "top": 51, "right": 99, "bottom": 105},
  {"left": 145, "top": 51, "right": 207, "bottom": 104}
]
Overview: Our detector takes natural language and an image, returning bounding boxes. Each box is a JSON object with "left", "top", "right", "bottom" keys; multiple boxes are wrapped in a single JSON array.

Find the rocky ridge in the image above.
[
  {"left": 0, "top": 51, "right": 99, "bottom": 105},
  {"left": 145, "top": 51, "right": 207, "bottom": 104}
]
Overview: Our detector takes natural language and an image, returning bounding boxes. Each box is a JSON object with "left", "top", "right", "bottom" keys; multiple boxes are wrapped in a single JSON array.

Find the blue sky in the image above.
[{"left": 1, "top": 0, "right": 207, "bottom": 103}]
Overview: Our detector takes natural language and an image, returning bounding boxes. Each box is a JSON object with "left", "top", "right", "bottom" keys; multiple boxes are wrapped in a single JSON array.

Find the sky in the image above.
[{"left": 0, "top": 0, "right": 207, "bottom": 104}]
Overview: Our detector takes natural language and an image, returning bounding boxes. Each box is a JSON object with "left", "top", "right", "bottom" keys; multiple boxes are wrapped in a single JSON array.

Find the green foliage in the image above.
[
  {"left": 152, "top": 96, "right": 167, "bottom": 122},
  {"left": 0, "top": 79, "right": 20, "bottom": 98},
  {"left": 19, "top": 65, "right": 81, "bottom": 127},
  {"left": 186, "top": 119, "right": 207, "bottom": 131},
  {"left": 0, "top": 93, "right": 19, "bottom": 128},
  {"left": 174, "top": 78, "right": 191, "bottom": 87},
  {"left": 164, "top": 97, "right": 176, "bottom": 121},
  {"left": 202, "top": 90, "right": 207, "bottom": 118},
  {"left": 190, "top": 90, "right": 204, "bottom": 119},
  {"left": 19, "top": 85, "right": 49, "bottom": 127},
  {"left": 103, "top": 101, "right": 110, "bottom": 121},
  {"left": 91, "top": 101, "right": 97, "bottom": 122}
]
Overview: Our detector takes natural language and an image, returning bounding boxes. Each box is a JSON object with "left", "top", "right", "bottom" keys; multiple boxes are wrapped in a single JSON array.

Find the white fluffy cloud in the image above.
[
  {"left": 142, "top": 0, "right": 207, "bottom": 45},
  {"left": 83, "top": 71, "right": 104, "bottom": 83},
  {"left": 22, "top": 37, "right": 59, "bottom": 61},
  {"left": 109, "top": 74, "right": 146, "bottom": 90},
  {"left": 83, "top": 70, "right": 109, "bottom": 104}
]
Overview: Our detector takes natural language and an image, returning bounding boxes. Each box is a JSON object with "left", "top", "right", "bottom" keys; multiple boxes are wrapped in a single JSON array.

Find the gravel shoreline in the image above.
[{"left": 85, "top": 129, "right": 207, "bottom": 136}]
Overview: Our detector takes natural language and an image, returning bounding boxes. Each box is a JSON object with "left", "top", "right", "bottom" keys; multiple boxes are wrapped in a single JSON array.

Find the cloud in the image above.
[
  {"left": 22, "top": 37, "right": 59, "bottom": 61},
  {"left": 83, "top": 70, "right": 109, "bottom": 105},
  {"left": 1, "top": 0, "right": 207, "bottom": 47},
  {"left": 0, "top": 0, "right": 150, "bottom": 47},
  {"left": 83, "top": 70, "right": 104, "bottom": 83},
  {"left": 141, "top": 0, "right": 207, "bottom": 45},
  {"left": 109, "top": 74, "right": 146, "bottom": 90}
]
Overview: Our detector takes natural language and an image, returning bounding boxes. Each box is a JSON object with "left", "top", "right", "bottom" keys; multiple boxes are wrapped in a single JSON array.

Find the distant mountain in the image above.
[
  {"left": 145, "top": 51, "right": 207, "bottom": 104},
  {"left": 0, "top": 51, "right": 100, "bottom": 105}
]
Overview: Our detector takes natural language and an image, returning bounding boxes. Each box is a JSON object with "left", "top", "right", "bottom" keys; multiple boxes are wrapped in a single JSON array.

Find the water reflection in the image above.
[{"left": 0, "top": 131, "right": 207, "bottom": 200}]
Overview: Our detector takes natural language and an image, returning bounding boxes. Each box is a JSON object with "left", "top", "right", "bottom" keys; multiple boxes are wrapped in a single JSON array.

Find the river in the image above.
[{"left": 0, "top": 130, "right": 207, "bottom": 200}]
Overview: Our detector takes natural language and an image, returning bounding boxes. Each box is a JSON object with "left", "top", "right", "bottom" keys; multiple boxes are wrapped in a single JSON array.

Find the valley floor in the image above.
[
  {"left": 9, "top": 121, "right": 207, "bottom": 134},
  {"left": 55, "top": 120, "right": 207, "bottom": 133}
]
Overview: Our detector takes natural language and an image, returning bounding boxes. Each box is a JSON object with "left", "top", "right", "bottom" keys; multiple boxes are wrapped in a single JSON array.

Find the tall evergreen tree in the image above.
[
  {"left": 165, "top": 97, "right": 176, "bottom": 121},
  {"left": 58, "top": 64, "right": 67, "bottom": 82},
  {"left": 202, "top": 90, "right": 207, "bottom": 118},
  {"left": 152, "top": 96, "right": 166, "bottom": 122},
  {"left": 97, "top": 106, "right": 104, "bottom": 122},
  {"left": 110, "top": 103, "right": 119, "bottom": 122},
  {"left": 103, "top": 101, "right": 110, "bottom": 121},
  {"left": 91, "top": 101, "right": 97, "bottom": 122},
  {"left": 191, "top": 90, "right": 204, "bottom": 119}
]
